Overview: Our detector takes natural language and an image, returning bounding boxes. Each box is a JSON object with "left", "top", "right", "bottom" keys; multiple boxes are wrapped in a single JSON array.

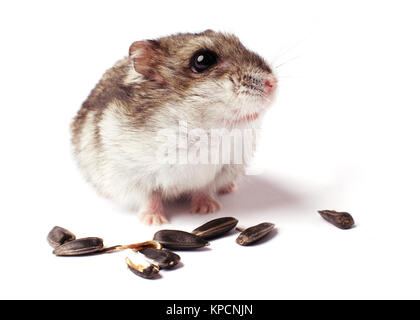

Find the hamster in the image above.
[{"left": 71, "top": 30, "right": 277, "bottom": 225}]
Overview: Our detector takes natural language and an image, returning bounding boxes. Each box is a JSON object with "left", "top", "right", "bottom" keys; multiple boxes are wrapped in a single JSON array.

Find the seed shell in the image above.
[
  {"left": 140, "top": 248, "right": 181, "bottom": 269},
  {"left": 153, "top": 230, "right": 209, "bottom": 250},
  {"left": 53, "top": 237, "right": 104, "bottom": 256},
  {"left": 110, "top": 240, "right": 162, "bottom": 253},
  {"left": 192, "top": 217, "right": 239, "bottom": 240},
  {"left": 47, "top": 226, "right": 76, "bottom": 248},
  {"left": 318, "top": 210, "right": 355, "bottom": 229},
  {"left": 126, "top": 257, "right": 160, "bottom": 279},
  {"left": 236, "top": 222, "right": 275, "bottom": 246}
]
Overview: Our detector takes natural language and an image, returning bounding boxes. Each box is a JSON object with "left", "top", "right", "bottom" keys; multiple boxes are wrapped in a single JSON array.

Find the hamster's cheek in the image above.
[
  {"left": 192, "top": 77, "right": 233, "bottom": 97},
  {"left": 188, "top": 79, "right": 234, "bottom": 106}
]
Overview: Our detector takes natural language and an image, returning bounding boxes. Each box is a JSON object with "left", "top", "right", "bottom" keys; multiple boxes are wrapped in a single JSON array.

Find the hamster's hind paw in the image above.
[
  {"left": 138, "top": 193, "right": 168, "bottom": 225},
  {"left": 190, "top": 192, "right": 221, "bottom": 214},
  {"left": 139, "top": 210, "right": 169, "bottom": 225}
]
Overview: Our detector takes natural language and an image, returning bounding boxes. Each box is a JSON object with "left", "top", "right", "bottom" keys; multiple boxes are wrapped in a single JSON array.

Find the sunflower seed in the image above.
[
  {"left": 140, "top": 248, "right": 180, "bottom": 269},
  {"left": 192, "top": 217, "right": 238, "bottom": 240},
  {"left": 318, "top": 210, "right": 355, "bottom": 229},
  {"left": 53, "top": 237, "right": 104, "bottom": 256},
  {"left": 47, "top": 226, "right": 76, "bottom": 248},
  {"left": 126, "top": 257, "right": 160, "bottom": 279},
  {"left": 153, "top": 230, "right": 209, "bottom": 250},
  {"left": 236, "top": 222, "right": 275, "bottom": 246}
]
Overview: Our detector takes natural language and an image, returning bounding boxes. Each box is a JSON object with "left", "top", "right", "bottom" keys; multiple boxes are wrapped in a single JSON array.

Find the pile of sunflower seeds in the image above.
[
  {"left": 48, "top": 210, "right": 354, "bottom": 279},
  {"left": 47, "top": 217, "right": 276, "bottom": 279}
]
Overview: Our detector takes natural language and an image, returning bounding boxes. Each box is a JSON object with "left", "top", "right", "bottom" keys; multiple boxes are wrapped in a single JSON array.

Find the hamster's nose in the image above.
[{"left": 264, "top": 75, "right": 277, "bottom": 96}]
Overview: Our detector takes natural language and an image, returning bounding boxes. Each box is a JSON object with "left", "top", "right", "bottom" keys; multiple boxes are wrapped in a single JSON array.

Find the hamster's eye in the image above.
[{"left": 190, "top": 50, "right": 218, "bottom": 73}]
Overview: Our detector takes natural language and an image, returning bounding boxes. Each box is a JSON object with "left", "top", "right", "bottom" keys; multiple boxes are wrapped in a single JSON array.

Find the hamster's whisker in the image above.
[
  {"left": 272, "top": 40, "right": 303, "bottom": 60},
  {"left": 273, "top": 55, "right": 299, "bottom": 70}
]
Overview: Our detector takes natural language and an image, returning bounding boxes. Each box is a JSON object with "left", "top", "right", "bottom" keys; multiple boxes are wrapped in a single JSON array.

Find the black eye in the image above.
[{"left": 190, "top": 50, "right": 218, "bottom": 73}]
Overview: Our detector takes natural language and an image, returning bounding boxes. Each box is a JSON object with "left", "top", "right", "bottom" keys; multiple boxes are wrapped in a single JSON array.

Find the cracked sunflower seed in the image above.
[{"left": 125, "top": 257, "right": 160, "bottom": 279}]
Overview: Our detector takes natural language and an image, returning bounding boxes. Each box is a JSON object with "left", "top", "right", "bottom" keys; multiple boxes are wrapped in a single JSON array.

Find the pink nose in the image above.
[{"left": 264, "top": 75, "right": 277, "bottom": 96}]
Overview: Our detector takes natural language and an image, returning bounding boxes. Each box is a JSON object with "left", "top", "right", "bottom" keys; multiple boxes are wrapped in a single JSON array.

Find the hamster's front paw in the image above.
[
  {"left": 190, "top": 192, "right": 221, "bottom": 214},
  {"left": 218, "top": 182, "right": 237, "bottom": 195}
]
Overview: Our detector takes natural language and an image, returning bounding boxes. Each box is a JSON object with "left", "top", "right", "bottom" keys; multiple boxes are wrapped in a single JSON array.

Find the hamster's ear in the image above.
[
  {"left": 129, "top": 40, "right": 165, "bottom": 85},
  {"left": 203, "top": 29, "right": 215, "bottom": 35}
]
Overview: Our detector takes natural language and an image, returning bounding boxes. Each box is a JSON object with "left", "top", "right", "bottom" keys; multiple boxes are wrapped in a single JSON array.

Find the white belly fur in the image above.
[{"left": 73, "top": 102, "right": 238, "bottom": 210}]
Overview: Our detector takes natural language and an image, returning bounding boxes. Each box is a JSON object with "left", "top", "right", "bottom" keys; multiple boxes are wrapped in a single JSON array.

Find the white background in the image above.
[{"left": 1, "top": 0, "right": 419, "bottom": 299}]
